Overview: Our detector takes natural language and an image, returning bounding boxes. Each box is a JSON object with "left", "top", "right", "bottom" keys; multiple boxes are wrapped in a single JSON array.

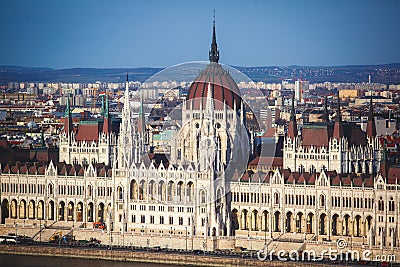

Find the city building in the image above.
[{"left": 1, "top": 21, "right": 400, "bottom": 254}]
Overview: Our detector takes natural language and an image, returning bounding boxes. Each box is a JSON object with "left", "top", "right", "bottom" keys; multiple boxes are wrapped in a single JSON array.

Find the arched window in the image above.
[
  {"left": 274, "top": 192, "right": 279, "bottom": 205},
  {"left": 88, "top": 185, "right": 93, "bottom": 197},
  {"left": 378, "top": 197, "right": 384, "bottom": 211},
  {"left": 117, "top": 187, "right": 123, "bottom": 200},
  {"left": 48, "top": 184, "right": 53, "bottom": 195},
  {"left": 389, "top": 197, "right": 395, "bottom": 212},
  {"left": 320, "top": 194, "right": 325, "bottom": 207},
  {"left": 200, "top": 190, "right": 206, "bottom": 204},
  {"left": 309, "top": 165, "right": 316, "bottom": 174}
]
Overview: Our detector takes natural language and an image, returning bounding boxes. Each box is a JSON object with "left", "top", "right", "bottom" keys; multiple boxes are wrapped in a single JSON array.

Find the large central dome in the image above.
[
  {"left": 187, "top": 63, "right": 242, "bottom": 110},
  {"left": 186, "top": 20, "right": 242, "bottom": 110}
]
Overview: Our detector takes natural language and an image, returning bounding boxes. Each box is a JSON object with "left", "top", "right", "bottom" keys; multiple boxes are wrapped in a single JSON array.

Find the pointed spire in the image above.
[
  {"left": 103, "top": 93, "right": 111, "bottom": 133},
  {"left": 366, "top": 94, "right": 377, "bottom": 138},
  {"left": 333, "top": 91, "right": 343, "bottom": 139},
  {"left": 380, "top": 138, "right": 388, "bottom": 177},
  {"left": 290, "top": 92, "right": 296, "bottom": 121},
  {"left": 138, "top": 91, "right": 146, "bottom": 137},
  {"left": 335, "top": 90, "right": 341, "bottom": 122},
  {"left": 100, "top": 94, "right": 105, "bottom": 116},
  {"left": 64, "top": 94, "right": 73, "bottom": 134},
  {"left": 288, "top": 93, "right": 297, "bottom": 138},
  {"left": 324, "top": 96, "right": 329, "bottom": 122},
  {"left": 209, "top": 10, "right": 219, "bottom": 63}
]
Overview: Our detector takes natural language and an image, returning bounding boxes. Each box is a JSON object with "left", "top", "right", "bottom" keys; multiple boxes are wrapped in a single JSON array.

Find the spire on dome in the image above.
[
  {"left": 366, "top": 94, "right": 377, "bottom": 138},
  {"left": 209, "top": 10, "right": 219, "bottom": 63}
]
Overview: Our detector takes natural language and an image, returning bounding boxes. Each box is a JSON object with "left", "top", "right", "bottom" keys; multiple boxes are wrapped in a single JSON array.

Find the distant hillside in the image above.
[
  {"left": 0, "top": 66, "right": 163, "bottom": 84},
  {"left": 1, "top": 63, "right": 400, "bottom": 85}
]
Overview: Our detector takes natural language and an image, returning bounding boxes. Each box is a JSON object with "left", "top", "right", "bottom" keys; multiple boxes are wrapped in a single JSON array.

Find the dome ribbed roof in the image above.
[{"left": 187, "top": 62, "right": 241, "bottom": 110}]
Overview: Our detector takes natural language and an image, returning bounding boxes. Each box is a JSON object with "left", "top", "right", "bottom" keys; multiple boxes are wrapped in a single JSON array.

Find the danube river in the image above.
[{"left": 0, "top": 254, "right": 185, "bottom": 267}]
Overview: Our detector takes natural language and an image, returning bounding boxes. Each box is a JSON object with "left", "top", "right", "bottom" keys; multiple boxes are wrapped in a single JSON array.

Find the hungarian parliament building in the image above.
[{"left": 1, "top": 22, "right": 399, "bottom": 251}]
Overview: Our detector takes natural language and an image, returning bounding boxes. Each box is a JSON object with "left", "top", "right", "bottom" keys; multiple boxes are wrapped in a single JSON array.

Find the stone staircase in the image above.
[{"left": 262, "top": 232, "right": 314, "bottom": 257}]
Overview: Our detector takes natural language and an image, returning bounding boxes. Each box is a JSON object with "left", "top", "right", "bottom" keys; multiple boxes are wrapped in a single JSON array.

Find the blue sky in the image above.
[{"left": 0, "top": 0, "right": 399, "bottom": 69}]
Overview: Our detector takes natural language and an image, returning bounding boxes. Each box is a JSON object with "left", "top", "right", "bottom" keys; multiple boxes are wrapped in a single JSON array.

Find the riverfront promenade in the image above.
[{"left": 0, "top": 244, "right": 359, "bottom": 267}]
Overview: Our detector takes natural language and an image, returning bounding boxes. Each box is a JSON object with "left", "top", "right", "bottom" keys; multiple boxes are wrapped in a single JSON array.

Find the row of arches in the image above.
[
  {"left": 231, "top": 209, "right": 373, "bottom": 237},
  {"left": 1, "top": 198, "right": 108, "bottom": 224},
  {"left": 126, "top": 180, "right": 195, "bottom": 203}
]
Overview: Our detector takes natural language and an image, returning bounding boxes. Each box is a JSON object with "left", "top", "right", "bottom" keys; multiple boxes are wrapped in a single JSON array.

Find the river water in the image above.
[{"left": 0, "top": 254, "right": 185, "bottom": 267}]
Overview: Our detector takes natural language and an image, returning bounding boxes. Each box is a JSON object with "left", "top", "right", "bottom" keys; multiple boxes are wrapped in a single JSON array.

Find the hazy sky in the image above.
[{"left": 1, "top": 0, "right": 399, "bottom": 69}]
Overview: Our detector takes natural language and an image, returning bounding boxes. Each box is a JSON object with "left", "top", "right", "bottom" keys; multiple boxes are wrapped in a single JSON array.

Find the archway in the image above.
[
  {"left": 306, "top": 213, "right": 314, "bottom": 233},
  {"left": 274, "top": 211, "right": 281, "bottom": 232},
  {"left": 130, "top": 179, "right": 138, "bottom": 200},
  {"left": 355, "top": 215, "right": 361, "bottom": 237},
  {"left": 48, "top": 201, "right": 54, "bottom": 220},
  {"left": 37, "top": 200, "right": 44, "bottom": 220},
  {"left": 332, "top": 214, "right": 339, "bottom": 235},
  {"left": 296, "top": 212, "right": 303, "bottom": 233},
  {"left": 10, "top": 199, "right": 17, "bottom": 219},
  {"left": 343, "top": 214, "right": 350, "bottom": 236},
  {"left": 58, "top": 201, "right": 65, "bottom": 220},
  {"left": 148, "top": 180, "right": 156, "bottom": 201},
  {"left": 286, "top": 211, "right": 293, "bottom": 232},
  {"left": 241, "top": 209, "right": 248, "bottom": 230},
  {"left": 251, "top": 210, "right": 258, "bottom": 231},
  {"left": 98, "top": 203, "right": 105, "bottom": 222},
  {"left": 231, "top": 209, "right": 239, "bottom": 234},
  {"left": 28, "top": 200, "right": 35, "bottom": 219},
  {"left": 186, "top": 182, "right": 194, "bottom": 203},
  {"left": 77, "top": 202, "right": 83, "bottom": 221},
  {"left": 19, "top": 200, "right": 27, "bottom": 219},
  {"left": 87, "top": 202, "right": 94, "bottom": 222},
  {"left": 158, "top": 181, "right": 166, "bottom": 202},
  {"left": 1, "top": 199, "right": 9, "bottom": 224},
  {"left": 366, "top": 216, "right": 373, "bottom": 233},
  {"left": 319, "top": 213, "right": 327, "bottom": 235},
  {"left": 167, "top": 181, "right": 175, "bottom": 202},
  {"left": 139, "top": 180, "right": 146, "bottom": 200},
  {"left": 67, "top": 202, "right": 74, "bottom": 221},
  {"left": 262, "top": 211, "right": 269, "bottom": 231},
  {"left": 177, "top": 181, "right": 184, "bottom": 202}
]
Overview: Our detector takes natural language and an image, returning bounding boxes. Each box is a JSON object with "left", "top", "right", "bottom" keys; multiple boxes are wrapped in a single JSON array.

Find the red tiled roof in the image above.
[
  {"left": 240, "top": 172, "right": 250, "bottom": 182},
  {"left": 248, "top": 156, "right": 283, "bottom": 168},
  {"left": 187, "top": 63, "right": 242, "bottom": 110},
  {"left": 387, "top": 167, "right": 400, "bottom": 184},
  {"left": 302, "top": 127, "right": 330, "bottom": 146},
  {"left": 75, "top": 123, "right": 101, "bottom": 142}
]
